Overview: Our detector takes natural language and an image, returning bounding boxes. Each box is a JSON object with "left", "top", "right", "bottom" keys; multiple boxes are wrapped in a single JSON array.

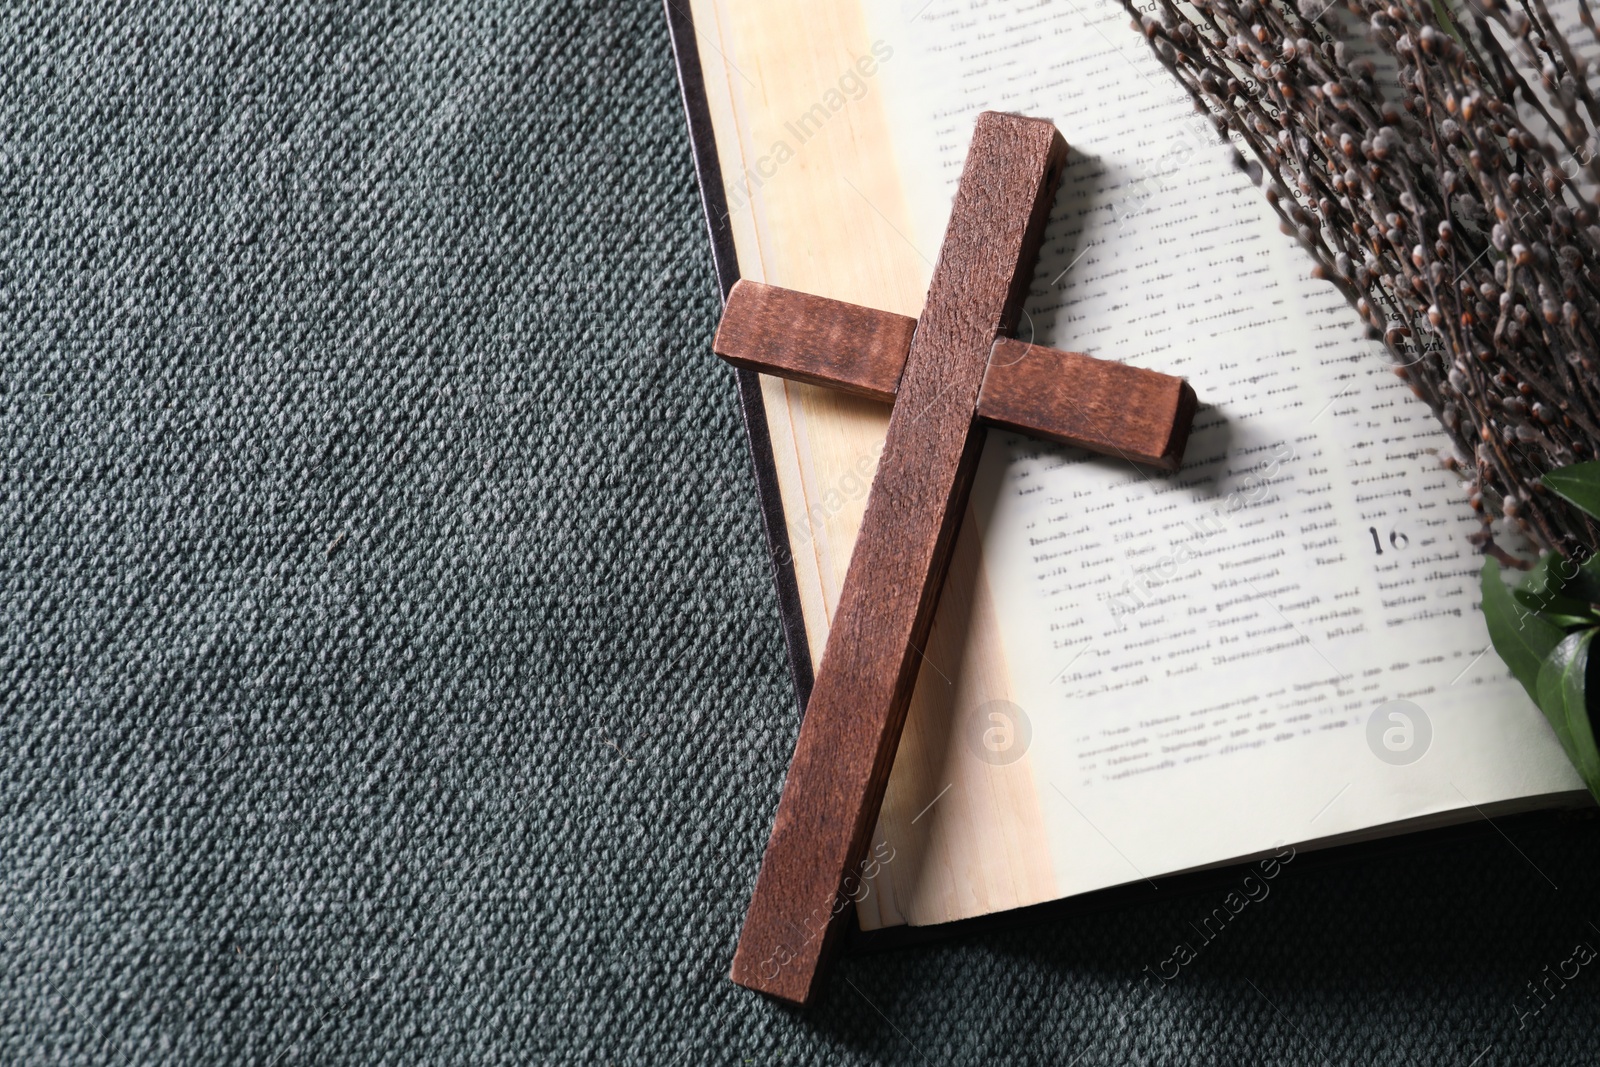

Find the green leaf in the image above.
[
  {"left": 1512, "top": 587, "right": 1599, "bottom": 626},
  {"left": 1534, "top": 641, "right": 1580, "bottom": 763},
  {"left": 1482, "top": 558, "right": 1566, "bottom": 702},
  {"left": 1522, "top": 552, "right": 1565, "bottom": 597},
  {"left": 1542, "top": 462, "right": 1600, "bottom": 521},
  {"left": 1535, "top": 629, "right": 1600, "bottom": 801},
  {"left": 1535, "top": 613, "right": 1600, "bottom": 629},
  {"left": 1429, "top": 0, "right": 1465, "bottom": 45},
  {"left": 1527, "top": 547, "right": 1600, "bottom": 605},
  {"left": 1565, "top": 555, "right": 1600, "bottom": 603}
]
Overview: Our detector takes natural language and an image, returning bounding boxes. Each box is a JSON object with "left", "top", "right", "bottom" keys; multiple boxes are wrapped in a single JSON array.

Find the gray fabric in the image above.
[{"left": 2, "top": 1, "right": 1598, "bottom": 1062}]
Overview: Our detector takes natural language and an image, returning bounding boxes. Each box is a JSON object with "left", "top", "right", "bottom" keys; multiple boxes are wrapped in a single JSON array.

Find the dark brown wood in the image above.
[
  {"left": 712, "top": 296, "right": 1197, "bottom": 471},
  {"left": 713, "top": 280, "right": 915, "bottom": 403},
  {"left": 979, "top": 339, "right": 1199, "bottom": 470},
  {"left": 728, "top": 112, "right": 1068, "bottom": 1006}
]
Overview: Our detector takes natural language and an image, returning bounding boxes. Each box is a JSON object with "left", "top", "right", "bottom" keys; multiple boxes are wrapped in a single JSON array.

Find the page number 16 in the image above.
[{"left": 1368, "top": 526, "right": 1409, "bottom": 555}]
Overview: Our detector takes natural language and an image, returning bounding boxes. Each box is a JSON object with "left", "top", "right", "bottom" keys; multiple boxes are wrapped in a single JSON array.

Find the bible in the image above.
[{"left": 664, "top": 0, "right": 1590, "bottom": 947}]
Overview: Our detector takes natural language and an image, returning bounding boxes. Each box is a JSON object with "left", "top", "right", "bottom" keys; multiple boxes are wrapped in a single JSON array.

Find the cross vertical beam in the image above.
[{"left": 728, "top": 113, "right": 1068, "bottom": 1005}]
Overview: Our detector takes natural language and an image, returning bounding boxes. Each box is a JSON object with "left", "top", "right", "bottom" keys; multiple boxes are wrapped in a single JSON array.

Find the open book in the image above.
[{"left": 667, "top": 0, "right": 1589, "bottom": 933}]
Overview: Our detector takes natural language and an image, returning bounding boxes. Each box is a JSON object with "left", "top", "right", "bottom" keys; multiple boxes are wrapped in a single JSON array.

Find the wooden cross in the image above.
[{"left": 714, "top": 112, "right": 1198, "bottom": 1006}]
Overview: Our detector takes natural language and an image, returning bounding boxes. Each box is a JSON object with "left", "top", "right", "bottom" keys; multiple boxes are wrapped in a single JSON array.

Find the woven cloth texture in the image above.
[{"left": 3, "top": 1, "right": 1599, "bottom": 1063}]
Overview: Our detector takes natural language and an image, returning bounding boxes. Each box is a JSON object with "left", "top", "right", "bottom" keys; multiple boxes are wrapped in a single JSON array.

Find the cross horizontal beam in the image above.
[
  {"left": 714, "top": 281, "right": 911, "bottom": 402},
  {"left": 715, "top": 280, "right": 1197, "bottom": 469}
]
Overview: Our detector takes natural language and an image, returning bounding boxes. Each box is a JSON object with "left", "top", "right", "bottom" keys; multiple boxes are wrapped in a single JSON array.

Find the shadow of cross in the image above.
[{"left": 710, "top": 111, "right": 1199, "bottom": 1006}]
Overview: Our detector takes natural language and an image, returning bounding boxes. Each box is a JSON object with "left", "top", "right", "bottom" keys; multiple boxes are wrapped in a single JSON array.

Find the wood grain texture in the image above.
[
  {"left": 714, "top": 280, "right": 914, "bottom": 402},
  {"left": 713, "top": 300, "right": 1197, "bottom": 472},
  {"left": 728, "top": 112, "right": 1067, "bottom": 1006},
  {"left": 979, "top": 339, "right": 1199, "bottom": 470}
]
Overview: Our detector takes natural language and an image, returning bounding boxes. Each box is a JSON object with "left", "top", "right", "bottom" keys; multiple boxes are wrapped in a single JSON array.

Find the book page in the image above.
[{"left": 859, "top": 0, "right": 1585, "bottom": 908}]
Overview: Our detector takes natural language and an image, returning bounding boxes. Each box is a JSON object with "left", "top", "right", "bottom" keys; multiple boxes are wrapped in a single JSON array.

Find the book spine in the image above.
[{"left": 662, "top": 0, "right": 815, "bottom": 716}]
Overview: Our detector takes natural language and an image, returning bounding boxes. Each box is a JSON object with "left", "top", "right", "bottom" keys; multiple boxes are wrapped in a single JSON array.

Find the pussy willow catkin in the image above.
[{"left": 1125, "top": 0, "right": 1600, "bottom": 558}]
